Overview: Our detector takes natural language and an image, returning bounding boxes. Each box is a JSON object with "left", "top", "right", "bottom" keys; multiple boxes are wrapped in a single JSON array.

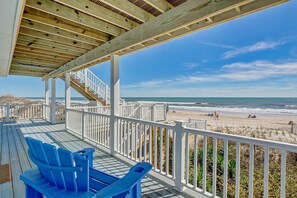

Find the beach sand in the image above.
[{"left": 167, "top": 110, "right": 297, "bottom": 144}]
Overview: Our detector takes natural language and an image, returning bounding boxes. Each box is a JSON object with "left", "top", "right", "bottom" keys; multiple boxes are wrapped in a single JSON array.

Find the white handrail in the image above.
[{"left": 65, "top": 108, "right": 297, "bottom": 198}]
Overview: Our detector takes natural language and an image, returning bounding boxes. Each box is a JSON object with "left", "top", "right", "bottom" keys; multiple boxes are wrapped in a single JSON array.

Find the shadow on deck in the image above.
[{"left": 0, "top": 119, "right": 188, "bottom": 198}]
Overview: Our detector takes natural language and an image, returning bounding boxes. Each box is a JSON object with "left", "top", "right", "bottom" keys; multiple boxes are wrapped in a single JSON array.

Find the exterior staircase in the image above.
[{"left": 62, "top": 69, "right": 110, "bottom": 106}]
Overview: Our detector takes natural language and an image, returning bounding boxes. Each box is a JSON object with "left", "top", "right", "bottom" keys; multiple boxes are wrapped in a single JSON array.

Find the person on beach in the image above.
[{"left": 214, "top": 111, "right": 219, "bottom": 120}]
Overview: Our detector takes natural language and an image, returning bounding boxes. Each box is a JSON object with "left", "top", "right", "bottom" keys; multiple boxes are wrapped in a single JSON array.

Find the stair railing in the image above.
[{"left": 71, "top": 69, "right": 110, "bottom": 103}]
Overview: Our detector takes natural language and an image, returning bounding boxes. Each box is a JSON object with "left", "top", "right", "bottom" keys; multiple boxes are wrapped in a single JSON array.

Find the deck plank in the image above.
[
  {"left": 1, "top": 122, "right": 14, "bottom": 198},
  {"left": 0, "top": 119, "right": 189, "bottom": 198}
]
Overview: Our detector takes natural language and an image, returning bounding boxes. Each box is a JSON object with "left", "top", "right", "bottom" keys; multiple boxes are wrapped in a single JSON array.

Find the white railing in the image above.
[
  {"left": 0, "top": 105, "right": 6, "bottom": 120},
  {"left": 72, "top": 106, "right": 110, "bottom": 115},
  {"left": 65, "top": 108, "right": 297, "bottom": 198},
  {"left": 43, "top": 104, "right": 50, "bottom": 121},
  {"left": 66, "top": 108, "right": 110, "bottom": 148},
  {"left": 6, "top": 104, "right": 44, "bottom": 120},
  {"left": 121, "top": 103, "right": 168, "bottom": 122},
  {"left": 187, "top": 118, "right": 207, "bottom": 130},
  {"left": 56, "top": 104, "right": 66, "bottom": 123},
  {"left": 71, "top": 69, "right": 110, "bottom": 103},
  {"left": 115, "top": 115, "right": 175, "bottom": 178}
]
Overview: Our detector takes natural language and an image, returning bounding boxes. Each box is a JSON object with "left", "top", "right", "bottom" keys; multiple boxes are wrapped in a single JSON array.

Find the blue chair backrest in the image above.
[{"left": 25, "top": 137, "right": 89, "bottom": 192}]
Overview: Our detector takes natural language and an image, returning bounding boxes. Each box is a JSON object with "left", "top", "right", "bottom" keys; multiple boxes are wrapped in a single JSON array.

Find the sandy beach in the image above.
[{"left": 168, "top": 110, "right": 297, "bottom": 144}]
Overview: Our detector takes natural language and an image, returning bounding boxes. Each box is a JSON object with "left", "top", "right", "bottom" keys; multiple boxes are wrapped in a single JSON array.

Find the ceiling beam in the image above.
[
  {"left": 15, "top": 45, "right": 76, "bottom": 59},
  {"left": 96, "top": 0, "right": 154, "bottom": 22},
  {"left": 23, "top": 8, "right": 109, "bottom": 42},
  {"left": 47, "top": 0, "right": 288, "bottom": 78},
  {"left": 20, "top": 21, "right": 99, "bottom": 48},
  {"left": 12, "top": 58, "right": 59, "bottom": 67},
  {"left": 53, "top": 0, "right": 139, "bottom": 30},
  {"left": 26, "top": 0, "right": 125, "bottom": 36},
  {"left": 143, "top": 0, "right": 173, "bottom": 13},
  {"left": 19, "top": 27, "right": 96, "bottom": 50}
]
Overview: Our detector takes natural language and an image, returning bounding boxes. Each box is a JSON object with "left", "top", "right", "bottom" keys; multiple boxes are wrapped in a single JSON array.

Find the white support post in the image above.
[
  {"left": 50, "top": 78, "right": 56, "bottom": 124},
  {"left": 82, "top": 109, "right": 87, "bottom": 140},
  {"left": 110, "top": 54, "right": 120, "bottom": 156},
  {"left": 44, "top": 79, "right": 49, "bottom": 120},
  {"left": 65, "top": 72, "right": 71, "bottom": 129},
  {"left": 174, "top": 120, "right": 186, "bottom": 192},
  {"left": 151, "top": 105, "right": 156, "bottom": 122},
  {"left": 5, "top": 103, "right": 10, "bottom": 122}
]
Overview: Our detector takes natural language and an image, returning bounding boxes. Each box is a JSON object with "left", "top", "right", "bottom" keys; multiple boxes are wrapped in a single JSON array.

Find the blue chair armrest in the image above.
[
  {"left": 74, "top": 148, "right": 95, "bottom": 168},
  {"left": 95, "top": 162, "right": 152, "bottom": 198}
]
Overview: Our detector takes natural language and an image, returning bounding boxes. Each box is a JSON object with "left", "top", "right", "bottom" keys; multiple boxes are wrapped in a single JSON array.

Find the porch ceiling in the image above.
[{"left": 8, "top": 0, "right": 289, "bottom": 78}]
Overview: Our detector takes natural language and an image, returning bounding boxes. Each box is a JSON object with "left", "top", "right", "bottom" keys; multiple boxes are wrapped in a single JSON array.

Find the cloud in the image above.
[
  {"left": 124, "top": 60, "right": 297, "bottom": 88},
  {"left": 196, "top": 41, "right": 235, "bottom": 49},
  {"left": 222, "top": 41, "right": 286, "bottom": 59},
  {"left": 182, "top": 62, "right": 199, "bottom": 69}
]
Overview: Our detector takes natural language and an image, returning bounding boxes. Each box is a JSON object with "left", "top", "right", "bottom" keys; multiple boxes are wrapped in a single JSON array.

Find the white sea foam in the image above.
[{"left": 170, "top": 105, "right": 297, "bottom": 115}]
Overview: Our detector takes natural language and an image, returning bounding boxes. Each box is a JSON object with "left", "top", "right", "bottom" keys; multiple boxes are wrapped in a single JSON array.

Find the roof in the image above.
[{"left": 2, "top": 0, "right": 289, "bottom": 78}]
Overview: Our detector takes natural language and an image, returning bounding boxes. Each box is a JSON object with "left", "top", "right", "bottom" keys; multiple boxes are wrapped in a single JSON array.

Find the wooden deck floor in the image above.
[{"left": 0, "top": 119, "right": 189, "bottom": 198}]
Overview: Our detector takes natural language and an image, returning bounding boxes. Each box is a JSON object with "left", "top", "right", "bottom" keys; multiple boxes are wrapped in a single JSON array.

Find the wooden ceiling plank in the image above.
[
  {"left": 11, "top": 62, "right": 58, "bottom": 69},
  {"left": 26, "top": 0, "right": 125, "bottom": 36},
  {"left": 13, "top": 56, "right": 65, "bottom": 66},
  {"left": 17, "top": 40, "right": 84, "bottom": 56},
  {"left": 9, "top": 71, "right": 46, "bottom": 77},
  {"left": 19, "top": 26, "right": 95, "bottom": 50},
  {"left": 54, "top": 0, "right": 139, "bottom": 30},
  {"left": 143, "top": 0, "right": 173, "bottom": 13},
  {"left": 96, "top": 0, "right": 154, "bottom": 22},
  {"left": 23, "top": 8, "right": 109, "bottom": 43},
  {"left": 47, "top": 0, "right": 288, "bottom": 78},
  {"left": 15, "top": 45, "right": 76, "bottom": 59},
  {"left": 13, "top": 53, "right": 67, "bottom": 64},
  {"left": 11, "top": 65, "right": 53, "bottom": 72},
  {"left": 14, "top": 50, "right": 70, "bottom": 62},
  {"left": 12, "top": 58, "right": 59, "bottom": 67},
  {"left": 21, "top": 19, "right": 99, "bottom": 49},
  {"left": 17, "top": 34, "right": 90, "bottom": 53}
]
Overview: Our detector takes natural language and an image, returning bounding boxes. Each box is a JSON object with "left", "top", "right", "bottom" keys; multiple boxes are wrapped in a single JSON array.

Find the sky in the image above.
[{"left": 1, "top": 1, "right": 297, "bottom": 98}]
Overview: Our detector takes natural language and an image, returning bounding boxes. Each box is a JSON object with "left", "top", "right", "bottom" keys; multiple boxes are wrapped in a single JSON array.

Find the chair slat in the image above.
[
  {"left": 58, "top": 148, "right": 77, "bottom": 191},
  {"left": 28, "top": 138, "right": 56, "bottom": 185},
  {"left": 43, "top": 143, "right": 65, "bottom": 189},
  {"left": 74, "top": 154, "right": 89, "bottom": 192}
]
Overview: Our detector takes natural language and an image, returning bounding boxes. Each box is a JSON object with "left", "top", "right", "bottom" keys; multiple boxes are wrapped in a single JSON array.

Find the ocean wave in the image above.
[
  {"left": 170, "top": 105, "right": 297, "bottom": 115},
  {"left": 285, "top": 105, "right": 297, "bottom": 109}
]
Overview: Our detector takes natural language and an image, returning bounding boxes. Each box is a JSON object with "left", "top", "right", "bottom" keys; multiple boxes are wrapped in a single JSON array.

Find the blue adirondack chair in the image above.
[{"left": 20, "top": 137, "right": 152, "bottom": 198}]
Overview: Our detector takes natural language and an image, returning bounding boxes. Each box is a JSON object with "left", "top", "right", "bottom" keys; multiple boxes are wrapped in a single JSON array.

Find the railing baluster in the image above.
[
  {"left": 123, "top": 120, "right": 127, "bottom": 156},
  {"left": 149, "top": 125, "right": 153, "bottom": 164},
  {"left": 154, "top": 126, "right": 157, "bottom": 170},
  {"left": 136, "top": 123, "right": 139, "bottom": 161},
  {"left": 212, "top": 138, "right": 217, "bottom": 196},
  {"left": 185, "top": 133, "right": 189, "bottom": 185},
  {"left": 203, "top": 136, "right": 207, "bottom": 193},
  {"left": 160, "top": 127, "right": 163, "bottom": 172},
  {"left": 194, "top": 134, "right": 198, "bottom": 189},
  {"left": 144, "top": 124, "right": 147, "bottom": 162},
  {"left": 280, "top": 150, "right": 286, "bottom": 198},
  {"left": 235, "top": 142, "right": 241, "bottom": 198},
  {"left": 139, "top": 124, "right": 143, "bottom": 161},
  {"left": 127, "top": 121, "right": 130, "bottom": 158},
  {"left": 166, "top": 128, "right": 169, "bottom": 175},
  {"left": 264, "top": 146, "right": 269, "bottom": 198},
  {"left": 249, "top": 144, "right": 254, "bottom": 198},
  {"left": 132, "top": 122, "right": 135, "bottom": 160},
  {"left": 223, "top": 139, "right": 228, "bottom": 198}
]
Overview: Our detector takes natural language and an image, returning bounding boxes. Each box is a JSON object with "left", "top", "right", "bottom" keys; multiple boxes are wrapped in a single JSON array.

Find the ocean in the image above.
[{"left": 27, "top": 97, "right": 297, "bottom": 115}]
